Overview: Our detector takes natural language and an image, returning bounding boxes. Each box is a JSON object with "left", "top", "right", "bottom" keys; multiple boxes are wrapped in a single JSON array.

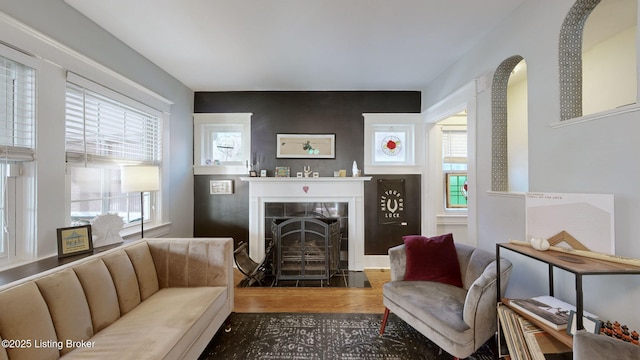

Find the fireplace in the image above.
[
  {"left": 272, "top": 217, "right": 340, "bottom": 283},
  {"left": 240, "top": 176, "right": 372, "bottom": 270}
]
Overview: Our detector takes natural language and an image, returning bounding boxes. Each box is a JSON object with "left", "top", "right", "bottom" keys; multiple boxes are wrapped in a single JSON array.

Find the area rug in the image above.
[{"left": 198, "top": 312, "right": 495, "bottom": 360}]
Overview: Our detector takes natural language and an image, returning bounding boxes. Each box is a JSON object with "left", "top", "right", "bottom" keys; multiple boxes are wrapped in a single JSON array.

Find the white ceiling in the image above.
[{"left": 65, "top": 0, "right": 531, "bottom": 91}]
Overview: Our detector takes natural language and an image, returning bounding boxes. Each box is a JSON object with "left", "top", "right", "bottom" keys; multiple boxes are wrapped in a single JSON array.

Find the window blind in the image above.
[
  {"left": 442, "top": 129, "right": 467, "bottom": 163},
  {"left": 65, "top": 82, "right": 161, "bottom": 165},
  {"left": 0, "top": 54, "right": 35, "bottom": 161}
]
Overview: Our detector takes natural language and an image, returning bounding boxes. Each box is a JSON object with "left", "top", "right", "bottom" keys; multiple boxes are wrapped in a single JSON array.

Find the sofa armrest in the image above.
[
  {"left": 388, "top": 244, "right": 406, "bottom": 281},
  {"left": 463, "top": 258, "right": 512, "bottom": 347},
  {"left": 146, "top": 238, "right": 234, "bottom": 292}
]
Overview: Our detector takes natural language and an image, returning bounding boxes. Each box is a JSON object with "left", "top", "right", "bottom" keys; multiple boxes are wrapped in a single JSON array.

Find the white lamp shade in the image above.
[{"left": 121, "top": 166, "right": 160, "bottom": 193}]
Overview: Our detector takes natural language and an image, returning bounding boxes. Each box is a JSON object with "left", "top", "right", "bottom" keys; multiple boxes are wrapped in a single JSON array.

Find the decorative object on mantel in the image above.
[
  {"left": 275, "top": 167, "right": 290, "bottom": 177},
  {"left": 91, "top": 213, "right": 124, "bottom": 247},
  {"left": 303, "top": 165, "right": 312, "bottom": 177},
  {"left": 352, "top": 160, "right": 360, "bottom": 177}
]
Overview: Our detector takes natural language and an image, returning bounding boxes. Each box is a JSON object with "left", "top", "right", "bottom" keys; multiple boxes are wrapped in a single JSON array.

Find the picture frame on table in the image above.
[
  {"left": 566, "top": 310, "right": 602, "bottom": 336},
  {"left": 57, "top": 225, "right": 93, "bottom": 258}
]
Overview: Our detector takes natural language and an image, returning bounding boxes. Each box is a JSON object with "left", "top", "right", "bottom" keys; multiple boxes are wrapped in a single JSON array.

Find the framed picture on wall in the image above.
[{"left": 276, "top": 134, "right": 336, "bottom": 159}]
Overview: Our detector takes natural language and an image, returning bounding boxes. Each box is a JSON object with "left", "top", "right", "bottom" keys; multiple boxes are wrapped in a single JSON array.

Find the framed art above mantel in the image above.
[{"left": 277, "top": 133, "right": 336, "bottom": 159}]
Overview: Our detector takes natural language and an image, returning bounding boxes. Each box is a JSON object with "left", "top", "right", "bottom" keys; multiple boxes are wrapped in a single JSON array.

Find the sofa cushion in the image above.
[
  {"left": 102, "top": 250, "right": 141, "bottom": 315},
  {"left": 72, "top": 259, "right": 121, "bottom": 332},
  {"left": 149, "top": 239, "right": 231, "bottom": 288},
  {"left": 383, "top": 280, "right": 471, "bottom": 340},
  {"left": 35, "top": 268, "right": 93, "bottom": 355},
  {"left": 62, "top": 286, "right": 228, "bottom": 360},
  {"left": 402, "top": 234, "right": 463, "bottom": 287},
  {"left": 0, "top": 282, "right": 59, "bottom": 360},
  {"left": 124, "top": 242, "right": 160, "bottom": 300}
]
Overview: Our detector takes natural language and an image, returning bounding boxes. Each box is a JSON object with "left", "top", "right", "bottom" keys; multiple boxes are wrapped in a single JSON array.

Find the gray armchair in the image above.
[{"left": 380, "top": 242, "right": 513, "bottom": 359}]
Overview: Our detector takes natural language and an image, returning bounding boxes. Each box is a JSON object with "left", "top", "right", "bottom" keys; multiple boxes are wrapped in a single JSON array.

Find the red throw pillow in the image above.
[{"left": 402, "top": 233, "right": 463, "bottom": 287}]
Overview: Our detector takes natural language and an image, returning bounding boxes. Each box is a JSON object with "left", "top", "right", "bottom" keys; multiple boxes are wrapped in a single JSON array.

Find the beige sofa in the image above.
[{"left": 0, "top": 237, "right": 234, "bottom": 360}]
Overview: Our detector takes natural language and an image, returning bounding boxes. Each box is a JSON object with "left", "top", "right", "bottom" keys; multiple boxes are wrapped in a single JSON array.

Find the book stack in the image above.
[
  {"left": 498, "top": 303, "right": 573, "bottom": 360},
  {"left": 509, "top": 295, "right": 599, "bottom": 333}
]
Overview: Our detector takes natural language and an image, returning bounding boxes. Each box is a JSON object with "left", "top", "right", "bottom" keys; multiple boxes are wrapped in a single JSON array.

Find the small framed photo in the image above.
[
  {"left": 57, "top": 225, "right": 93, "bottom": 258},
  {"left": 275, "top": 167, "right": 290, "bottom": 177},
  {"left": 210, "top": 180, "right": 234, "bottom": 194},
  {"left": 249, "top": 170, "right": 258, "bottom": 177},
  {"left": 566, "top": 310, "right": 602, "bottom": 336},
  {"left": 312, "top": 172, "right": 320, "bottom": 178},
  {"left": 296, "top": 172, "right": 303, "bottom": 178},
  {"left": 260, "top": 169, "right": 267, "bottom": 177}
]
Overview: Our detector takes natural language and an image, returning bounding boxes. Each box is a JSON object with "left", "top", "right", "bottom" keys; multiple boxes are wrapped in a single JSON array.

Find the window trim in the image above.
[
  {"left": 193, "top": 113, "right": 252, "bottom": 175},
  {"left": 363, "top": 113, "right": 424, "bottom": 174},
  {"left": 65, "top": 75, "right": 163, "bottom": 233}
]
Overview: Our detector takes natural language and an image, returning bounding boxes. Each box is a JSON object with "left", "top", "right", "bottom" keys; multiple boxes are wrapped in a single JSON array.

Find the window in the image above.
[
  {"left": 0, "top": 51, "right": 36, "bottom": 264},
  {"left": 193, "top": 113, "right": 252, "bottom": 175},
  {"left": 65, "top": 74, "right": 161, "bottom": 230},
  {"left": 446, "top": 173, "right": 467, "bottom": 209},
  {"left": 442, "top": 125, "right": 467, "bottom": 210},
  {"left": 363, "top": 113, "right": 423, "bottom": 174}
]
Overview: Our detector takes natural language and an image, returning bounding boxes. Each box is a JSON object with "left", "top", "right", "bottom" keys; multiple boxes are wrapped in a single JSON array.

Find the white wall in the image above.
[
  {"left": 0, "top": 0, "right": 195, "bottom": 260},
  {"left": 422, "top": 0, "right": 640, "bottom": 329},
  {"left": 583, "top": 26, "right": 637, "bottom": 115},
  {"left": 507, "top": 70, "right": 529, "bottom": 193}
]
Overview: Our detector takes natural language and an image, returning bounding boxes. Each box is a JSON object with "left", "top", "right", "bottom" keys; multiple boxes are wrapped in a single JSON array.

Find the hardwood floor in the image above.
[{"left": 233, "top": 268, "right": 390, "bottom": 314}]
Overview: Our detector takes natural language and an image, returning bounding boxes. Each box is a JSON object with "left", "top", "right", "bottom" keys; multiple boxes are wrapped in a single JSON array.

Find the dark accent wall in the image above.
[{"left": 193, "top": 91, "right": 421, "bottom": 255}]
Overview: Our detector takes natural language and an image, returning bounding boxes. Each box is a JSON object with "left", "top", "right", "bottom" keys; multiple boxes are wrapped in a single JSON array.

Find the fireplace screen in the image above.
[{"left": 271, "top": 217, "right": 340, "bottom": 284}]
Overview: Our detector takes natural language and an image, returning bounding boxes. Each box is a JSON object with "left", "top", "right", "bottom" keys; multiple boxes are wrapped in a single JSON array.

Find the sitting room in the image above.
[{"left": 0, "top": 0, "right": 640, "bottom": 359}]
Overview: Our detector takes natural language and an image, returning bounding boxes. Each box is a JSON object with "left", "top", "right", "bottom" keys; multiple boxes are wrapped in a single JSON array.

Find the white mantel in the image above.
[{"left": 240, "top": 176, "right": 372, "bottom": 271}]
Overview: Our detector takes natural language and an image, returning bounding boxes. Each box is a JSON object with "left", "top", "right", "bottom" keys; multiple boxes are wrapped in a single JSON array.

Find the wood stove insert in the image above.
[{"left": 271, "top": 217, "right": 340, "bottom": 284}]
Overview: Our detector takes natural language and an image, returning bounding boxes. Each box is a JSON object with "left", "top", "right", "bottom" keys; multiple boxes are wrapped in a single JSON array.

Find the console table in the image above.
[{"left": 496, "top": 242, "right": 640, "bottom": 348}]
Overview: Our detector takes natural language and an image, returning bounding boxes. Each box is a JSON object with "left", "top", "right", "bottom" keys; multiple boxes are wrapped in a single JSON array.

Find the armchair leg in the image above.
[{"left": 379, "top": 307, "right": 390, "bottom": 335}]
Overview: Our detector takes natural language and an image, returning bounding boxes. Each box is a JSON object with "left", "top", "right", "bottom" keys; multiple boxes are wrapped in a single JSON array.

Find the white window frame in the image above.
[
  {"left": 363, "top": 113, "right": 424, "bottom": 174},
  {"left": 65, "top": 72, "right": 163, "bottom": 233},
  {"left": 193, "top": 113, "right": 252, "bottom": 175},
  {"left": 0, "top": 44, "right": 38, "bottom": 267}
]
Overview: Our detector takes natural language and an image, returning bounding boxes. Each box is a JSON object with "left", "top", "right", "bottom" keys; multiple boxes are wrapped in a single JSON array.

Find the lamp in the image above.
[{"left": 121, "top": 165, "right": 160, "bottom": 238}]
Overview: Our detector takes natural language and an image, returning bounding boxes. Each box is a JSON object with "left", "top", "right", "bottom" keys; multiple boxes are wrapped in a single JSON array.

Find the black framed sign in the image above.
[{"left": 378, "top": 179, "right": 406, "bottom": 225}]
